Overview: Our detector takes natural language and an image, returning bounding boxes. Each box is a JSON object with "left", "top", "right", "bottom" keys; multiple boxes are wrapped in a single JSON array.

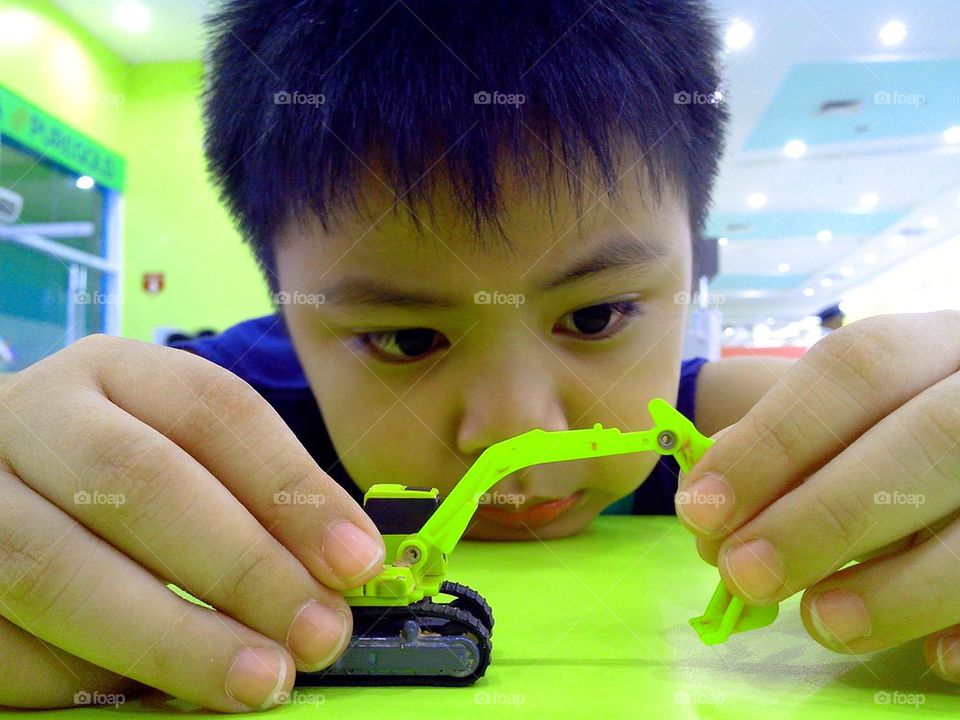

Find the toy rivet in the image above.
[{"left": 657, "top": 430, "right": 677, "bottom": 451}]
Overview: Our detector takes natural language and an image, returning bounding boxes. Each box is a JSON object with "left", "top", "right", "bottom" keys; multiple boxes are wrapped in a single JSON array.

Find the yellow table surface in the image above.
[{"left": 6, "top": 516, "right": 958, "bottom": 719}]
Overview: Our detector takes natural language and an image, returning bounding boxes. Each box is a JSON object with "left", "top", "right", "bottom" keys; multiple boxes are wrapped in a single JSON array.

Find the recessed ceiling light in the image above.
[
  {"left": 0, "top": 9, "right": 41, "bottom": 44},
  {"left": 76, "top": 175, "right": 94, "bottom": 190},
  {"left": 820, "top": 277, "right": 834, "bottom": 288},
  {"left": 888, "top": 235, "right": 908, "bottom": 249},
  {"left": 839, "top": 265, "right": 855, "bottom": 277},
  {"left": 747, "top": 191, "right": 767, "bottom": 209},
  {"left": 725, "top": 20, "right": 754, "bottom": 51},
  {"left": 816, "top": 229, "right": 833, "bottom": 242},
  {"left": 863, "top": 252, "right": 878, "bottom": 264},
  {"left": 921, "top": 215, "right": 940, "bottom": 229},
  {"left": 114, "top": 1, "right": 150, "bottom": 32},
  {"left": 859, "top": 192, "right": 879, "bottom": 209},
  {"left": 717, "top": 236, "right": 729, "bottom": 246},
  {"left": 878, "top": 20, "right": 907, "bottom": 47},
  {"left": 943, "top": 126, "right": 960, "bottom": 144},
  {"left": 777, "top": 262, "right": 790, "bottom": 272},
  {"left": 803, "top": 288, "right": 815, "bottom": 297},
  {"left": 783, "top": 139, "right": 807, "bottom": 159}
]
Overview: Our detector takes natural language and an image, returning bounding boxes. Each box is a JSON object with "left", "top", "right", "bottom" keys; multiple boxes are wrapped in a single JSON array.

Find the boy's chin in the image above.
[{"left": 463, "top": 508, "right": 596, "bottom": 541}]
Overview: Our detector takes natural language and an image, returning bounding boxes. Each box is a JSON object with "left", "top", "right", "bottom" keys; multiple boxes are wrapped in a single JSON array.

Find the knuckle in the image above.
[
  {"left": 0, "top": 520, "right": 85, "bottom": 621},
  {"left": 809, "top": 483, "right": 874, "bottom": 556},
  {"left": 80, "top": 432, "right": 183, "bottom": 531},
  {"left": 910, "top": 385, "right": 960, "bottom": 491},
  {"left": 745, "top": 404, "right": 807, "bottom": 470},
  {"left": 217, "top": 543, "right": 281, "bottom": 606},
  {"left": 810, "top": 319, "right": 897, "bottom": 399}
]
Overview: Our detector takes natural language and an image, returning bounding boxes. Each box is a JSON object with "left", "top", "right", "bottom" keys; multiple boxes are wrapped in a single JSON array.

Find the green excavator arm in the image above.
[{"left": 395, "top": 397, "right": 778, "bottom": 644}]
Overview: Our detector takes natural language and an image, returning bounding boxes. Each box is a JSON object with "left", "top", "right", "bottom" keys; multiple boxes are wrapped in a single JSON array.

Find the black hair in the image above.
[{"left": 204, "top": 0, "right": 728, "bottom": 291}]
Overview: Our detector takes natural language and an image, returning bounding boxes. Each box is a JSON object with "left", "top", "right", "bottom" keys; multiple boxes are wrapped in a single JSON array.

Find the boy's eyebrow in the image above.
[{"left": 318, "top": 235, "right": 667, "bottom": 308}]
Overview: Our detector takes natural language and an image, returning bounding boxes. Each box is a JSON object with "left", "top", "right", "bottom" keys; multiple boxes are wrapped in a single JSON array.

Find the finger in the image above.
[
  {"left": 0, "top": 391, "right": 354, "bottom": 672},
  {"left": 96, "top": 334, "right": 384, "bottom": 587},
  {"left": 714, "top": 370, "right": 960, "bottom": 605},
  {"left": 0, "top": 473, "right": 294, "bottom": 712},
  {"left": 925, "top": 625, "right": 960, "bottom": 684},
  {"left": 796, "top": 513, "right": 960, "bottom": 657},
  {"left": 674, "top": 311, "right": 960, "bottom": 539},
  {"left": 0, "top": 614, "right": 143, "bottom": 709}
]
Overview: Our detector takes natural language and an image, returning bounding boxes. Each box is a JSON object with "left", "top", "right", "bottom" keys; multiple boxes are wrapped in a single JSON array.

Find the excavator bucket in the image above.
[{"left": 688, "top": 580, "right": 779, "bottom": 645}]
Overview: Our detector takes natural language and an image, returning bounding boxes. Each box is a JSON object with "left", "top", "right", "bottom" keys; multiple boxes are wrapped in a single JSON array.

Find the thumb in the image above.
[{"left": 678, "top": 423, "right": 737, "bottom": 487}]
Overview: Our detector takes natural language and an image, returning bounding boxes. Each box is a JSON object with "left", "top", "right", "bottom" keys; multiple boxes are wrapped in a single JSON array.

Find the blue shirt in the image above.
[{"left": 169, "top": 313, "right": 708, "bottom": 515}]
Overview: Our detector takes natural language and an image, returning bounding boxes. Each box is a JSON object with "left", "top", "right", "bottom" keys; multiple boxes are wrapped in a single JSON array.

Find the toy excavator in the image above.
[{"left": 301, "top": 397, "right": 779, "bottom": 687}]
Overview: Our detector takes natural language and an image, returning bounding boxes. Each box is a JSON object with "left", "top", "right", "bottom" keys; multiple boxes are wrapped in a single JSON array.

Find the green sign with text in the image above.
[{"left": 0, "top": 84, "right": 125, "bottom": 190}]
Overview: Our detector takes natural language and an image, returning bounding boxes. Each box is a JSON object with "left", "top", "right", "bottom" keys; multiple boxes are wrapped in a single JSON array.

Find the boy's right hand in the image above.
[{"left": 0, "top": 334, "right": 385, "bottom": 712}]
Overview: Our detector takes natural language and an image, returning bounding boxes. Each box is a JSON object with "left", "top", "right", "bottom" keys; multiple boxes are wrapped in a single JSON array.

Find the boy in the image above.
[{"left": 2, "top": 0, "right": 959, "bottom": 712}]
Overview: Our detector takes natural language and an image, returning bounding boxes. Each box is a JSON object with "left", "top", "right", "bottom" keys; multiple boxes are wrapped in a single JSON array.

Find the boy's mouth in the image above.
[{"left": 474, "top": 490, "right": 585, "bottom": 528}]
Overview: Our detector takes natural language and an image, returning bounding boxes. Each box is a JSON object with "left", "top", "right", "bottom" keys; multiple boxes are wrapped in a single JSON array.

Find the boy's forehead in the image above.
[{"left": 279, "top": 163, "right": 689, "bottom": 276}]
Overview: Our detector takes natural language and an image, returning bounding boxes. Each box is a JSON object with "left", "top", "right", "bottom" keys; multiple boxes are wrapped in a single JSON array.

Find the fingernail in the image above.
[
  {"left": 936, "top": 635, "right": 960, "bottom": 678},
  {"left": 675, "top": 472, "right": 734, "bottom": 533},
  {"left": 809, "top": 589, "right": 872, "bottom": 646},
  {"left": 225, "top": 647, "right": 290, "bottom": 711},
  {"left": 723, "top": 538, "right": 785, "bottom": 602},
  {"left": 287, "top": 600, "right": 349, "bottom": 671},
  {"left": 323, "top": 521, "right": 385, "bottom": 585}
]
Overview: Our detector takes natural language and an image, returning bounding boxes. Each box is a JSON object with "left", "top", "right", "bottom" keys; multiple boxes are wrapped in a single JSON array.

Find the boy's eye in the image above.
[
  {"left": 554, "top": 300, "right": 643, "bottom": 339},
  {"left": 353, "top": 328, "right": 448, "bottom": 363}
]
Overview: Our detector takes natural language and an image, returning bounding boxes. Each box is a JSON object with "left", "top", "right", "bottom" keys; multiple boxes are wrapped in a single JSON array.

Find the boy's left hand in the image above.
[{"left": 675, "top": 310, "right": 960, "bottom": 681}]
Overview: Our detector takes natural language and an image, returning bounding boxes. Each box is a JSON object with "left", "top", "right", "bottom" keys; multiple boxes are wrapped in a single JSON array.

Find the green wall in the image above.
[{"left": 0, "top": 0, "right": 273, "bottom": 341}]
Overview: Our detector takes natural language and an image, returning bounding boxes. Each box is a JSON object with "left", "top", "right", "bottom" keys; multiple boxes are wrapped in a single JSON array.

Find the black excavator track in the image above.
[{"left": 297, "top": 584, "right": 493, "bottom": 687}]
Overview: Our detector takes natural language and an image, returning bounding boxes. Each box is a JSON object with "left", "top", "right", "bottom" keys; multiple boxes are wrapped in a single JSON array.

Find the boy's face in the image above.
[{"left": 275, "top": 167, "right": 692, "bottom": 540}]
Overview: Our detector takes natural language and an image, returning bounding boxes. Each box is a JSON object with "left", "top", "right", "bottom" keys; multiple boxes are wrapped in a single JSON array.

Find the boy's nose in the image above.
[{"left": 455, "top": 360, "right": 568, "bottom": 457}]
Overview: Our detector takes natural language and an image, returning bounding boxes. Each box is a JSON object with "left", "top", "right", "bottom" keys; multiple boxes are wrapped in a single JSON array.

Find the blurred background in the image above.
[{"left": 0, "top": 0, "right": 958, "bottom": 371}]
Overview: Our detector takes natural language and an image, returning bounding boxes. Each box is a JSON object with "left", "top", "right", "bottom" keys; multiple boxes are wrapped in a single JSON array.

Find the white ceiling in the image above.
[{"left": 51, "top": 0, "right": 960, "bottom": 324}]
